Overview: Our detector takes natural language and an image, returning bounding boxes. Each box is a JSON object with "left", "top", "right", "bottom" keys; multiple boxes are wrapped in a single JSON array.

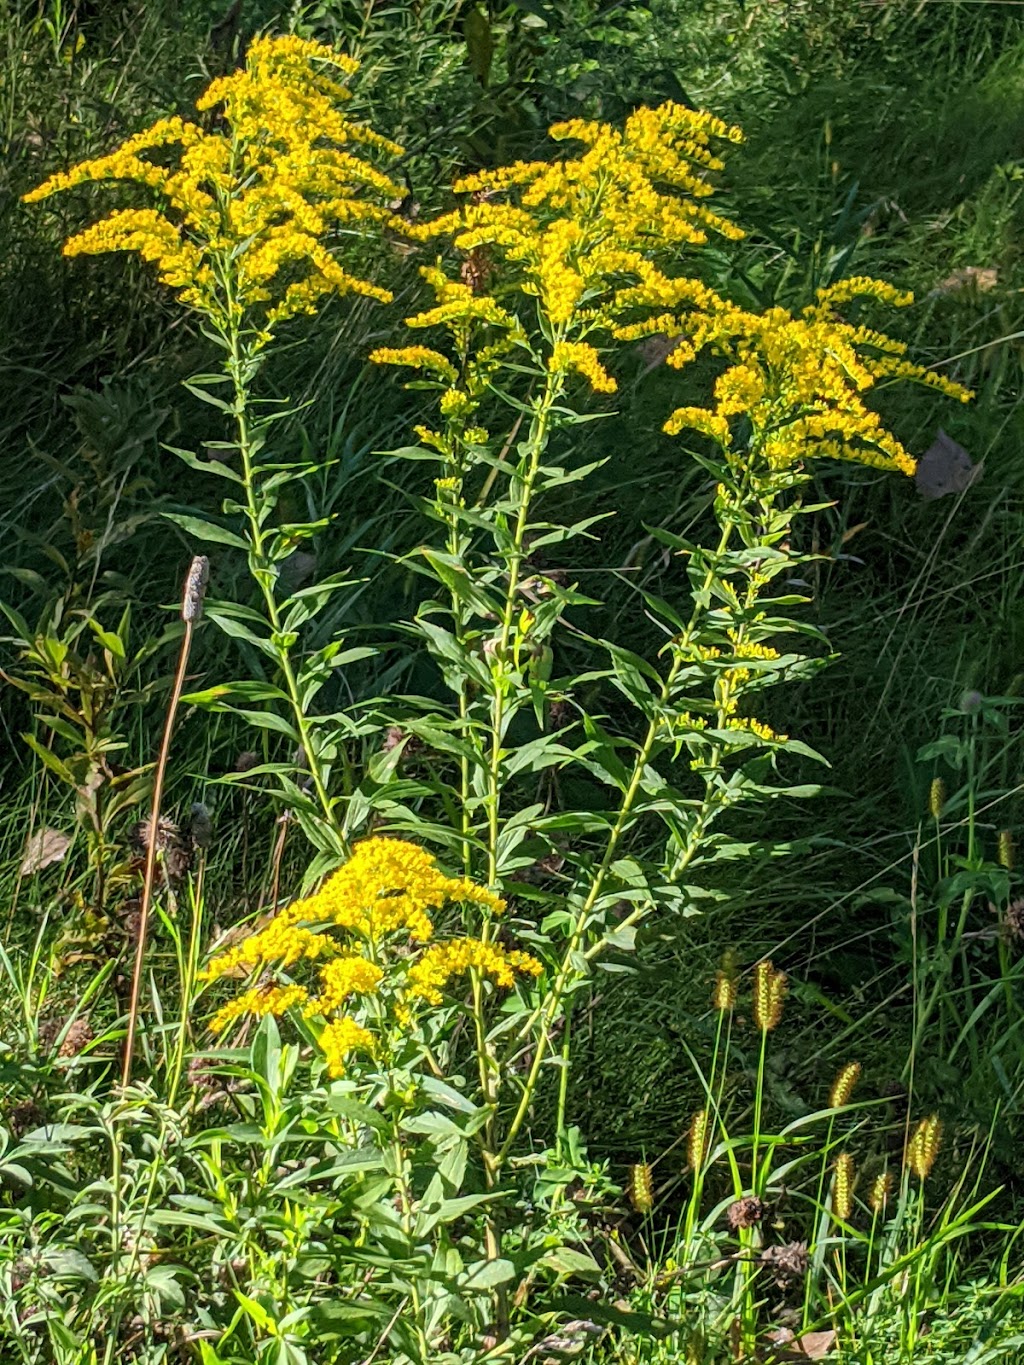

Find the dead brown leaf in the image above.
[
  {"left": 20, "top": 827, "right": 71, "bottom": 877},
  {"left": 931, "top": 266, "right": 998, "bottom": 296},
  {"left": 915, "top": 429, "right": 980, "bottom": 501},
  {"left": 636, "top": 333, "right": 682, "bottom": 375},
  {"left": 763, "top": 1327, "right": 837, "bottom": 1361}
]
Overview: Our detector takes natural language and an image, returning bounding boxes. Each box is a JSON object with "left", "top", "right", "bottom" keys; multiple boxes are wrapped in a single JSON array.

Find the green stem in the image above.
[
  {"left": 496, "top": 515, "right": 739, "bottom": 1168},
  {"left": 751, "top": 1025, "right": 768, "bottom": 1192},
  {"left": 389, "top": 1119, "right": 431, "bottom": 1362},
  {"left": 224, "top": 324, "right": 345, "bottom": 852},
  {"left": 484, "top": 365, "right": 563, "bottom": 898}
]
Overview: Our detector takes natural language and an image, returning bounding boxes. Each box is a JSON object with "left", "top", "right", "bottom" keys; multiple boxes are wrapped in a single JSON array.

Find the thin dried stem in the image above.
[{"left": 121, "top": 556, "right": 208, "bottom": 1087}]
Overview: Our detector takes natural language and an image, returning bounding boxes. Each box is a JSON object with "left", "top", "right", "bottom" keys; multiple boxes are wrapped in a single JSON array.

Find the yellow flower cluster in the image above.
[
  {"left": 319, "top": 1017, "right": 375, "bottom": 1078},
  {"left": 371, "top": 104, "right": 741, "bottom": 440},
  {"left": 209, "top": 982, "right": 309, "bottom": 1034},
  {"left": 200, "top": 838, "right": 539, "bottom": 1072},
  {"left": 307, "top": 954, "right": 383, "bottom": 1016},
  {"left": 370, "top": 346, "right": 459, "bottom": 383},
  {"left": 203, "top": 837, "right": 506, "bottom": 985},
  {"left": 370, "top": 265, "right": 525, "bottom": 451},
  {"left": 648, "top": 277, "right": 972, "bottom": 474},
  {"left": 24, "top": 35, "right": 403, "bottom": 336},
  {"left": 419, "top": 104, "right": 742, "bottom": 326},
  {"left": 729, "top": 639, "right": 780, "bottom": 662},
  {"left": 405, "top": 937, "right": 543, "bottom": 1005},
  {"left": 723, "top": 716, "right": 786, "bottom": 743},
  {"left": 549, "top": 340, "right": 617, "bottom": 393}
]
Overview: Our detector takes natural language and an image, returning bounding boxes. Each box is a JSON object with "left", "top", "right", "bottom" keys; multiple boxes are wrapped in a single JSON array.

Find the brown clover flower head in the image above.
[{"left": 727, "top": 1195, "right": 766, "bottom": 1231}]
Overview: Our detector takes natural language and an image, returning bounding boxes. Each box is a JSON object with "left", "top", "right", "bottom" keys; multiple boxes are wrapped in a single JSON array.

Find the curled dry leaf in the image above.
[
  {"left": 20, "top": 827, "right": 71, "bottom": 876},
  {"left": 930, "top": 266, "right": 998, "bottom": 297},
  {"left": 764, "top": 1327, "right": 837, "bottom": 1360},
  {"left": 636, "top": 332, "right": 683, "bottom": 375},
  {"left": 915, "top": 429, "right": 980, "bottom": 500}
]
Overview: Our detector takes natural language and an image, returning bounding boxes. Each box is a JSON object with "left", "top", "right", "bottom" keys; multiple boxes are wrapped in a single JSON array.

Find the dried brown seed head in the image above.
[{"left": 727, "top": 1195, "right": 766, "bottom": 1230}]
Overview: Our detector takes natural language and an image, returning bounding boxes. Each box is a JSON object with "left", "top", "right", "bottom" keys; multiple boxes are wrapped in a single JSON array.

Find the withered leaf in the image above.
[
  {"left": 931, "top": 266, "right": 998, "bottom": 296},
  {"left": 637, "top": 333, "right": 682, "bottom": 375},
  {"left": 797, "top": 1331, "right": 837, "bottom": 1360},
  {"left": 915, "top": 429, "right": 979, "bottom": 501},
  {"left": 764, "top": 1326, "right": 837, "bottom": 1360},
  {"left": 20, "top": 827, "right": 71, "bottom": 876}
]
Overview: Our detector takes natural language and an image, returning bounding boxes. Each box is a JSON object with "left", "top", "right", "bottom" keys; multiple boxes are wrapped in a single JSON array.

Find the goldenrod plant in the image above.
[
  {"left": 24, "top": 35, "right": 405, "bottom": 863},
  {"left": 186, "top": 84, "right": 969, "bottom": 1361}
]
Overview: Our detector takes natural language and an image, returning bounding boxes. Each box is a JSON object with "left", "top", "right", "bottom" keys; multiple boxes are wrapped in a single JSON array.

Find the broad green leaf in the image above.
[{"left": 164, "top": 511, "right": 249, "bottom": 550}]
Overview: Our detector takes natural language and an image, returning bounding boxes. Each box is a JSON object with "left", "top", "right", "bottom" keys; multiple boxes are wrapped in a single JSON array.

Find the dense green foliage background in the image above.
[{"left": 3, "top": 2, "right": 1024, "bottom": 1360}]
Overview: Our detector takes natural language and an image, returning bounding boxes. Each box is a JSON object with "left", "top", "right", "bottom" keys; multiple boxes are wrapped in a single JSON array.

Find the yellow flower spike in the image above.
[
  {"left": 829, "top": 1061, "right": 862, "bottom": 1110},
  {"left": 628, "top": 1162, "right": 655, "bottom": 1214},
  {"left": 23, "top": 35, "right": 404, "bottom": 340},
  {"left": 869, "top": 1170, "right": 893, "bottom": 1214},
  {"left": 906, "top": 1114, "right": 943, "bottom": 1181},
  {"left": 832, "top": 1152, "right": 855, "bottom": 1222},
  {"left": 686, "top": 1107, "right": 710, "bottom": 1171},
  {"left": 998, "top": 830, "right": 1015, "bottom": 871},
  {"left": 713, "top": 970, "right": 736, "bottom": 1011},
  {"left": 752, "top": 960, "right": 787, "bottom": 1032}
]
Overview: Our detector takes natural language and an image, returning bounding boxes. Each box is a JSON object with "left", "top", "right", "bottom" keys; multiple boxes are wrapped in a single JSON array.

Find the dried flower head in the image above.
[
  {"left": 906, "top": 1114, "right": 943, "bottom": 1181},
  {"left": 628, "top": 1162, "right": 654, "bottom": 1215},
  {"left": 828, "top": 1061, "right": 862, "bottom": 1110},
  {"left": 6, "top": 1099, "right": 46, "bottom": 1139},
  {"left": 181, "top": 555, "right": 210, "bottom": 624},
  {"left": 752, "top": 960, "right": 787, "bottom": 1032},
  {"left": 868, "top": 1170, "right": 893, "bottom": 1214},
  {"left": 131, "top": 815, "right": 181, "bottom": 854},
  {"left": 1004, "top": 898, "right": 1024, "bottom": 945},
  {"left": 51, "top": 1021, "right": 94, "bottom": 1059},
  {"left": 928, "top": 777, "right": 946, "bottom": 820},
  {"left": 186, "top": 802, "right": 214, "bottom": 850},
  {"left": 832, "top": 1153, "right": 855, "bottom": 1222},
  {"left": 727, "top": 1196, "right": 766, "bottom": 1231},
  {"left": 759, "top": 1241, "right": 808, "bottom": 1287},
  {"left": 132, "top": 815, "right": 193, "bottom": 880}
]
